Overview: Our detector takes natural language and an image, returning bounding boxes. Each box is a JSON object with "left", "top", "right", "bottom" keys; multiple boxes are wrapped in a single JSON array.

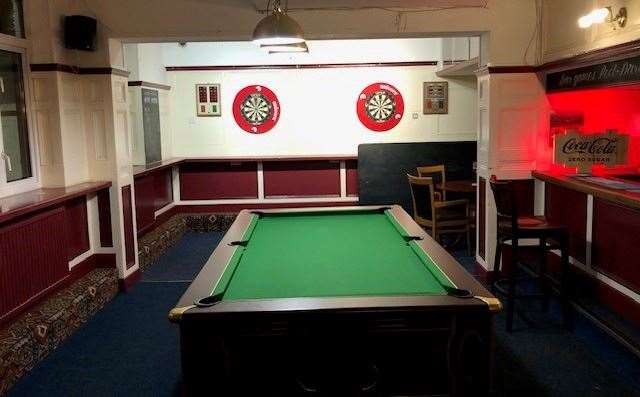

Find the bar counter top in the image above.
[
  {"left": 533, "top": 170, "right": 640, "bottom": 210},
  {"left": 0, "top": 181, "right": 111, "bottom": 225}
]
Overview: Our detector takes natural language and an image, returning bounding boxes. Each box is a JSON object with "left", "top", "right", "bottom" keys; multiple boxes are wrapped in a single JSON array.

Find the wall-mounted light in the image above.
[
  {"left": 252, "top": 0, "right": 305, "bottom": 46},
  {"left": 578, "top": 7, "right": 627, "bottom": 29}
]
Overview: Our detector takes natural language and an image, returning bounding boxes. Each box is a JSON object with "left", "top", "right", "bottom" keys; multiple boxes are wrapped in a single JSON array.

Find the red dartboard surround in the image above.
[
  {"left": 233, "top": 85, "right": 280, "bottom": 134},
  {"left": 357, "top": 82, "right": 404, "bottom": 132}
]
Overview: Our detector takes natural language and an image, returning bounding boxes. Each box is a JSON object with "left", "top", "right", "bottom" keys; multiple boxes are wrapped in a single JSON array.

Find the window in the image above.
[
  {"left": 0, "top": 48, "right": 31, "bottom": 183},
  {"left": 0, "top": 43, "right": 37, "bottom": 196},
  {"left": 0, "top": 0, "right": 25, "bottom": 38}
]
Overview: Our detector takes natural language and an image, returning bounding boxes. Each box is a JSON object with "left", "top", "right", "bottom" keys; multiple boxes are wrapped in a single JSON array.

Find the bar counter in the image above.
[
  {"left": 533, "top": 170, "right": 640, "bottom": 331},
  {"left": 533, "top": 171, "right": 640, "bottom": 210}
]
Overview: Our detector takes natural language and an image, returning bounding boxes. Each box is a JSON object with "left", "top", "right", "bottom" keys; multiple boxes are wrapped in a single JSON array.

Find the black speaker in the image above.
[{"left": 64, "top": 15, "right": 97, "bottom": 51}]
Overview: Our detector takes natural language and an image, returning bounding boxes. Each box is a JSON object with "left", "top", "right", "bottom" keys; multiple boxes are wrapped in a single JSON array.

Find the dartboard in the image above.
[
  {"left": 357, "top": 83, "right": 404, "bottom": 132},
  {"left": 241, "top": 93, "right": 272, "bottom": 125},
  {"left": 365, "top": 90, "right": 396, "bottom": 122},
  {"left": 233, "top": 85, "right": 280, "bottom": 134}
]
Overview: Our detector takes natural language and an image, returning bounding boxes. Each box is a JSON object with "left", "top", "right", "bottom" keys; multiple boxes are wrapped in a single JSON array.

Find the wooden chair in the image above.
[
  {"left": 407, "top": 174, "right": 471, "bottom": 254},
  {"left": 417, "top": 165, "right": 446, "bottom": 201},
  {"left": 489, "top": 175, "right": 572, "bottom": 332}
]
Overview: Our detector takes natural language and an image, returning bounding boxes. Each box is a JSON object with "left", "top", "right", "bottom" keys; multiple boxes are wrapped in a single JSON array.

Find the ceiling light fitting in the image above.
[
  {"left": 261, "top": 42, "right": 309, "bottom": 54},
  {"left": 578, "top": 6, "right": 627, "bottom": 29},
  {"left": 252, "top": 0, "right": 305, "bottom": 46}
]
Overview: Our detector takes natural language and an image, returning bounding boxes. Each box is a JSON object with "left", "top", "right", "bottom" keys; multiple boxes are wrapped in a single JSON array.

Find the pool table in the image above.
[{"left": 169, "top": 206, "right": 501, "bottom": 396}]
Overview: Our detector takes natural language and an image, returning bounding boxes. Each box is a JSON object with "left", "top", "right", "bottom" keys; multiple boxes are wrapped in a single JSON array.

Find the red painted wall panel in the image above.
[
  {"left": 97, "top": 188, "right": 113, "bottom": 247},
  {"left": 155, "top": 168, "right": 173, "bottom": 209},
  {"left": 263, "top": 160, "right": 341, "bottom": 197},
  {"left": 592, "top": 199, "right": 640, "bottom": 294},
  {"left": 64, "top": 196, "right": 90, "bottom": 260},
  {"left": 134, "top": 175, "right": 155, "bottom": 233},
  {"left": 180, "top": 162, "right": 258, "bottom": 200},
  {"left": 0, "top": 208, "right": 67, "bottom": 320},
  {"left": 545, "top": 183, "right": 588, "bottom": 264},
  {"left": 134, "top": 168, "right": 174, "bottom": 235},
  {"left": 122, "top": 185, "right": 136, "bottom": 269},
  {"left": 346, "top": 160, "right": 358, "bottom": 197}
]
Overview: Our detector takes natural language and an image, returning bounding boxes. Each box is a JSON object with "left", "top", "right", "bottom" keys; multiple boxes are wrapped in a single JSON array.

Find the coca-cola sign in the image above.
[{"left": 554, "top": 130, "right": 629, "bottom": 174}]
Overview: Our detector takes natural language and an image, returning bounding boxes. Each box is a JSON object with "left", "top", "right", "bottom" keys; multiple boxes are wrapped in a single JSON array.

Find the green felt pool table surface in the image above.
[{"left": 211, "top": 209, "right": 456, "bottom": 301}]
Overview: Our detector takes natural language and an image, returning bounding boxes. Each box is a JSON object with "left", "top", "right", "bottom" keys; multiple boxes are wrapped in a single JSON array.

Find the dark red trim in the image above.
[
  {"left": 80, "top": 67, "right": 130, "bottom": 77},
  {"left": 477, "top": 65, "right": 538, "bottom": 75},
  {"left": 30, "top": 63, "right": 130, "bottom": 77},
  {"left": 121, "top": 185, "right": 136, "bottom": 269},
  {"left": 128, "top": 81, "right": 171, "bottom": 90},
  {"left": 174, "top": 201, "right": 357, "bottom": 214},
  {"left": 166, "top": 61, "right": 438, "bottom": 72},
  {"left": 119, "top": 269, "right": 142, "bottom": 292},
  {"left": 0, "top": 253, "right": 116, "bottom": 327},
  {"left": 0, "top": 181, "right": 111, "bottom": 225}
]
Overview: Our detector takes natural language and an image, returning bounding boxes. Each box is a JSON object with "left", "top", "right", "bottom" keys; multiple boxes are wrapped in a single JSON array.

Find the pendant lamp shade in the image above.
[
  {"left": 261, "top": 42, "right": 308, "bottom": 53},
  {"left": 252, "top": 7, "right": 305, "bottom": 45}
]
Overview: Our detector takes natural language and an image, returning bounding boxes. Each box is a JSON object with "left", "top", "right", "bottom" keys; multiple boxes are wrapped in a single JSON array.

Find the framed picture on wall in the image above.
[
  {"left": 196, "top": 84, "right": 221, "bottom": 116},
  {"left": 423, "top": 81, "right": 448, "bottom": 114}
]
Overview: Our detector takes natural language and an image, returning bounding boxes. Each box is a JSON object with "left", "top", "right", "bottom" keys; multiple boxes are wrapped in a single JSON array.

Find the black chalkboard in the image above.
[
  {"left": 142, "top": 88, "right": 162, "bottom": 164},
  {"left": 358, "top": 142, "right": 477, "bottom": 213}
]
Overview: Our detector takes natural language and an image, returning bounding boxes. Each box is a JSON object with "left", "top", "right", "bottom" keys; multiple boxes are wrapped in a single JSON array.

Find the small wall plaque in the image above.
[
  {"left": 196, "top": 84, "right": 221, "bottom": 116},
  {"left": 554, "top": 130, "right": 629, "bottom": 174},
  {"left": 423, "top": 81, "right": 448, "bottom": 114}
]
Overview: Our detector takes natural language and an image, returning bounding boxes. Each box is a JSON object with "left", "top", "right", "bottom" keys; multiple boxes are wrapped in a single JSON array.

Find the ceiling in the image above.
[{"left": 251, "top": 0, "right": 488, "bottom": 11}]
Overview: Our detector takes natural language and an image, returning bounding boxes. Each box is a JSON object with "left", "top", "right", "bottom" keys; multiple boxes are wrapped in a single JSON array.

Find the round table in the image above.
[{"left": 436, "top": 180, "right": 477, "bottom": 194}]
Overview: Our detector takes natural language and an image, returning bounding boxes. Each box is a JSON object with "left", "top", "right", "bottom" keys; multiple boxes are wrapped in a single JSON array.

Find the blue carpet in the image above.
[
  {"left": 142, "top": 231, "right": 224, "bottom": 282},
  {"left": 8, "top": 233, "right": 640, "bottom": 396},
  {"left": 8, "top": 231, "right": 223, "bottom": 397}
]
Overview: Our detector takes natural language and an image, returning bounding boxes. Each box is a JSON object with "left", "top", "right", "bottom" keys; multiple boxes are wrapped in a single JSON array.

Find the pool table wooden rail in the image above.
[{"left": 169, "top": 205, "right": 500, "bottom": 322}]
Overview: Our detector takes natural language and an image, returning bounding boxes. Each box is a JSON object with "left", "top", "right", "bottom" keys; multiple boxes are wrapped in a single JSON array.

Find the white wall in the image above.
[
  {"left": 125, "top": 43, "right": 168, "bottom": 83},
  {"left": 161, "top": 39, "right": 442, "bottom": 66},
  {"left": 163, "top": 38, "right": 477, "bottom": 157},
  {"left": 542, "top": 0, "right": 640, "bottom": 63},
  {"left": 168, "top": 66, "right": 476, "bottom": 157}
]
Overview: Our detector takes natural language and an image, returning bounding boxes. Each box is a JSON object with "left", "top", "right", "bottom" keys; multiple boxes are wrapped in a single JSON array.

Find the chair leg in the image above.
[
  {"left": 492, "top": 239, "right": 502, "bottom": 294},
  {"left": 559, "top": 233, "right": 573, "bottom": 330},
  {"left": 539, "top": 236, "right": 550, "bottom": 312},
  {"left": 506, "top": 239, "right": 518, "bottom": 333}
]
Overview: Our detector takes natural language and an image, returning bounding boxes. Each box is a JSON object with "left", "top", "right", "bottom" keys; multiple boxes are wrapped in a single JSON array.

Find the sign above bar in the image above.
[
  {"left": 546, "top": 54, "right": 640, "bottom": 92},
  {"left": 554, "top": 130, "right": 629, "bottom": 174}
]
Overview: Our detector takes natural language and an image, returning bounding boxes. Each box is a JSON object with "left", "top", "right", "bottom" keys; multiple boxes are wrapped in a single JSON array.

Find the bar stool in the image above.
[{"left": 489, "top": 175, "right": 572, "bottom": 332}]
